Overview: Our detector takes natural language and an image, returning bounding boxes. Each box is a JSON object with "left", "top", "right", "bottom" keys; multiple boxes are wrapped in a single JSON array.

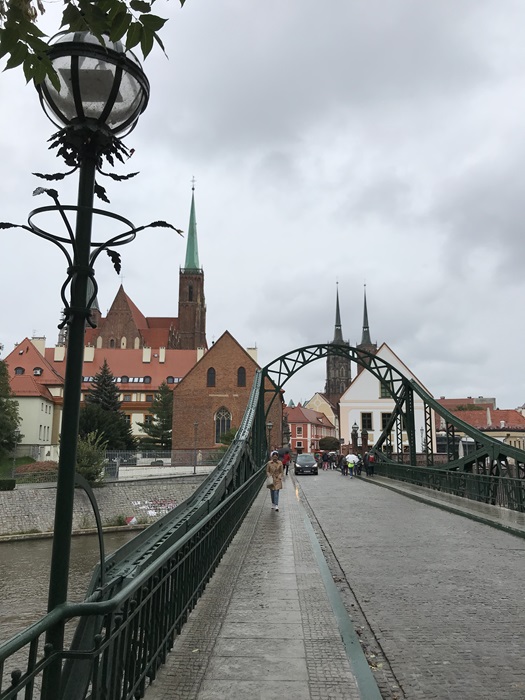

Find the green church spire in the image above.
[{"left": 184, "top": 183, "right": 200, "bottom": 270}]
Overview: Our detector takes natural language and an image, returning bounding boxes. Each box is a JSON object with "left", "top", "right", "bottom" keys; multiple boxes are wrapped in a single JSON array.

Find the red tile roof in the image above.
[
  {"left": 285, "top": 405, "right": 335, "bottom": 429},
  {"left": 9, "top": 374, "right": 54, "bottom": 400},
  {"left": 44, "top": 348, "right": 198, "bottom": 391},
  {"left": 4, "top": 339, "right": 64, "bottom": 386},
  {"left": 439, "top": 408, "right": 525, "bottom": 431}
]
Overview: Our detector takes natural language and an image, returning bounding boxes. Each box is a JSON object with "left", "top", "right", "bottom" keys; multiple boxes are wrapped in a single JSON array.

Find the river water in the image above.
[{"left": 0, "top": 531, "right": 138, "bottom": 646}]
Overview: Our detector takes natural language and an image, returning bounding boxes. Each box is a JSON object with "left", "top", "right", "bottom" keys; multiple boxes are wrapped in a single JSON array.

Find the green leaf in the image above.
[
  {"left": 4, "top": 42, "right": 28, "bottom": 70},
  {"left": 32, "top": 57, "right": 50, "bottom": 86},
  {"left": 126, "top": 21, "right": 142, "bottom": 50},
  {"left": 140, "top": 26, "right": 154, "bottom": 57},
  {"left": 109, "top": 10, "right": 132, "bottom": 42},
  {"left": 0, "top": 27, "right": 20, "bottom": 59},
  {"left": 130, "top": 0, "right": 151, "bottom": 12},
  {"left": 153, "top": 30, "right": 166, "bottom": 55},
  {"left": 60, "top": 3, "right": 85, "bottom": 30},
  {"left": 23, "top": 56, "right": 36, "bottom": 83},
  {"left": 139, "top": 13, "right": 166, "bottom": 31}
]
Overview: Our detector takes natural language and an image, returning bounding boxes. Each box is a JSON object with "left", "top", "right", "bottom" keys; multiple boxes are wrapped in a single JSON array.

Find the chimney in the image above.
[
  {"left": 54, "top": 345, "right": 65, "bottom": 362},
  {"left": 500, "top": 420, "right": 506, "bottom": 429},
  {"left": 486, "top": 408, "right": 492, "bottom": 427},
  {"left": 30, "top": 336, "right": 46, "bottom": 355},
  {"left": 159, "top": 347, "right": 166, "bottom": 363},
  {"left": 84, "top": 345, "right": 95, "bottom": 362},
  {"left": 197, "top": 347, "right": 206, "bottom": 361},
  {"left": 142, "top": 346, "right": 151, "bottom": 363},
  {"left": 246, "top": 346, "right": 258, "bottom": 363}
]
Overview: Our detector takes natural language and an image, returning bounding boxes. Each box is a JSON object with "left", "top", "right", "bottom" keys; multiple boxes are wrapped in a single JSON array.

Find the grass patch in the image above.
[{"left": 0, "top": 456, "right": 35, "bottom": 479}]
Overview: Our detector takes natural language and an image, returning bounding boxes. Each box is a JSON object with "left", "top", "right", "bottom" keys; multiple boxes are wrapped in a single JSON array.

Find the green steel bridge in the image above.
[{"left": 1, "top": 343, "right": 525, "bottom": 700}]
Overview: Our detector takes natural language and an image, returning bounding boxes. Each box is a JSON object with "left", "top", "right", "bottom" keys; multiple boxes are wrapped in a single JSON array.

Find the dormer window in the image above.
[
  {"left": 33, "top": 367, "right": 43, "bottom": 376},
  {"left": 121, "top": 375, "right": 129, "bottom": 383},
  {"left": 15, "top": 367, "right": 25, "bottom": 375}
]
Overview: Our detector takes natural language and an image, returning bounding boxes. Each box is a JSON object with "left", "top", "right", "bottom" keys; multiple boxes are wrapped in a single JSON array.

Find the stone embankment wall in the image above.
[{"left": 0, "top": 476, "right": 205, "bottom": 537}]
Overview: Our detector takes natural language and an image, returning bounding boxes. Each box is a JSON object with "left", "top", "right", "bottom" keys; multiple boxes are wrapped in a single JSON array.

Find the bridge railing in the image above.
[
  {"left": 374, "top": 462, "right": 525, "bottom": 512},
  {"left": 0, "top": 372, "right": 269, "bottom": 700},
  {"left": 0, "top": 465, "right": 266, "bottom": 700}
]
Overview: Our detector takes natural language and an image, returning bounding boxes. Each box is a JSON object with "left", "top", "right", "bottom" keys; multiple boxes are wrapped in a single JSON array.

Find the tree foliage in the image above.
[
  {"left": 85, "top": 359, "right": 122, "bottom": 412},
  {"left": 79, "top": 403, "right": 135, "bottom": 450},
  {"left": 319, "top": 436, "right": 341, "bottom": 452},
  {"left": 0, "top": 0, "right": 187, "bottom": 86},
  {"left": 137, "top": 380, "right": 173, "bottom": 449},
  {"left": 0, "top": 359, "right": 21, "bottom": 458},
  {"left": 80, "top": 360, "right": 135, "bottom": 449},
  {"left": 76, "top": 431, "right": 107, "bottom": 484}
]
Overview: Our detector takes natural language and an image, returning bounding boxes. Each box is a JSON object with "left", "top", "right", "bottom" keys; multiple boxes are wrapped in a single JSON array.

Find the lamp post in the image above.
[
  {"left": 351, "top": 422, "right": 359, "bottom": 453},
  {"left": 32, "top": 31, "right": 149, "bottom": 695},
  {"left": 266, "top": 421, "right": 273, "bottom": 452},
  {"left": 193, "top": 421, "right": 199, "bottom": 475}
]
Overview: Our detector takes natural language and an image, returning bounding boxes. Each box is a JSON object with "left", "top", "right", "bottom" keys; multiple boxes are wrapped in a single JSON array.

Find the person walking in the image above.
[
  {"left": 282, "top": 451, "right": 291, "bottom": 476},
  {"left": 321, "top": 451, "right": 330, "bottom": 471},
  {"left": 266, "top": 450, "right": 284, "bottom": 511},
  {"left": 346, "top": 453, "right": 358, "bottom": 478}
]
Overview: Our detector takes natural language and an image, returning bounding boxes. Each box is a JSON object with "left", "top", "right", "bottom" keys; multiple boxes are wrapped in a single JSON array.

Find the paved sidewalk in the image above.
[
  {"left": 362, "top": 474, "right": 525, "bottom": 538},
  {"left": 145, "top": 477, "right": 378, "bottom": 700}
]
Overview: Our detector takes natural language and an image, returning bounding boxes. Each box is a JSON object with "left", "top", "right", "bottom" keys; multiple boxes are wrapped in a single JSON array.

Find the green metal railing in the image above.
[
  {"left": 374, "top": 462, "right": 525, "bottom": 512},
  {"left": 0, "top": 373, "right": 269, "bottom": 700}
]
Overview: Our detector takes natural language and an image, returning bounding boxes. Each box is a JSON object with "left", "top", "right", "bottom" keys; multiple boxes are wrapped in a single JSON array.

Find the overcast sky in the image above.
[{"left": 1, "top": 0, "right": 525, "bottom": 408}]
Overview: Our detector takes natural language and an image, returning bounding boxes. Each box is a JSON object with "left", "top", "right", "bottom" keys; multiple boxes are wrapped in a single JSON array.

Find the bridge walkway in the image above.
[
  {"left": 144, "top": 473, "right": 525, "bottom": 700},
  {"left": 144, "top": 476, "right": 377, "bottom": 700}
]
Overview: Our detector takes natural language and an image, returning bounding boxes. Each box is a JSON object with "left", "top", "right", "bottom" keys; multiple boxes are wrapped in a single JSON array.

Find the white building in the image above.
[{"left": 339, "top": 342, "right": 435, "bottom": 454}]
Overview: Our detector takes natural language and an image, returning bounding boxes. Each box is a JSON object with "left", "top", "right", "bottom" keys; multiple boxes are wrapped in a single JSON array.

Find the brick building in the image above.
[{"left": 172, "top": 331, "right": 282, "bottom": 450}]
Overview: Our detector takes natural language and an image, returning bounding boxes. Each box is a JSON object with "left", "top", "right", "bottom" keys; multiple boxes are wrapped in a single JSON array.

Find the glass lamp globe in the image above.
[{"left": 37, "top": 31, "right": 150, "bottom": 137}]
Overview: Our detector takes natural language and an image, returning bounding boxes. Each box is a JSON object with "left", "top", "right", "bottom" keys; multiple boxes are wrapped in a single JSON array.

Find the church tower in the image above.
[
  {"left": 175, "top": 185, "right": 207, "bottom": 350},
  {"left": 355, "top": 285, "right": 377, "bottom": 374},
  {"left": 324, "top": 285, "right": 351, "bottom": 408}
]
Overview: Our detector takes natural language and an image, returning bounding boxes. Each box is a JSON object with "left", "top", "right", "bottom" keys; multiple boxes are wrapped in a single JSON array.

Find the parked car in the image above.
[{"left": 295, "top": 454, "right": 318, "bottom": 476}]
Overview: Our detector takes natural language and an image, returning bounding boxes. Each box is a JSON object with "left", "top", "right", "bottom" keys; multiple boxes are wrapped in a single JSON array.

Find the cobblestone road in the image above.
[{"left": 296, "top": 470, "right": 525, "bottom": 700}]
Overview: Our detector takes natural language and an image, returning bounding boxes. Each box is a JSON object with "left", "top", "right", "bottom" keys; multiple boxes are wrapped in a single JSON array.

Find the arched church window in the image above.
[
  {"left": 207, "top": 367, "right": 216, "bottom": 387},
  {"left": 237, "top": 366, "right": 246, "bottom": 387},
  {"left": 215, "top": 407, "right": 232, "bottom": 444},
  {"left": 109, "top": 338, "right": 116, "bottom": 348},
  {"left": 189, "top": 284, "right": 194, "bottom": 302}
]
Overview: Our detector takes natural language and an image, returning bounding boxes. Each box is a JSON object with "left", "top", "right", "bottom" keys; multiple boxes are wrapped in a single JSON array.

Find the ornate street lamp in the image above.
[
  {"left": 266, "top": 421, "right": 273, "bottom": 451},
  {"left": 25, "top": 32, "right": 149, "bottom": 695}
]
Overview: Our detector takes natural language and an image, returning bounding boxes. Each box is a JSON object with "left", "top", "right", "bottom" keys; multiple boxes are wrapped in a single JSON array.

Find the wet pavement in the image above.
[{"left": 144, "top": 471, "right": 525, "bottom": 700}]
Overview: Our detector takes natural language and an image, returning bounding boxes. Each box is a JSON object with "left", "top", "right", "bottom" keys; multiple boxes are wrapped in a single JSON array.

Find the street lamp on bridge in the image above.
[
  {"left": 29, "top": 31, "right": 149, "bottom": 695},
  {"left": 266, "top": 421, "right": 273, "bottom": 451}
]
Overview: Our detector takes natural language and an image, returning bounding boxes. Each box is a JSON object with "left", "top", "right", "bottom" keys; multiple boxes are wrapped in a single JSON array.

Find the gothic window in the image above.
[
  {"left": 207, "top": 367, "right": 216, "bottom": 387},
  {"left": 188, "top": 284, "right": 194, "bottom": 301},
  {"left": 134, "top": 337, "right": 140, "bottom": 349},
  {"left": 237, "top": 366, "right": 246, "bottom": 387},
  {"left": 109, "top": 339, "right": 116, "bottom": 348},
  {"left": 215, "top": 407, "right": 232, "bottom": 443},
  {"left": 14, "top": 367, "right": 24, "bottom": 375}
]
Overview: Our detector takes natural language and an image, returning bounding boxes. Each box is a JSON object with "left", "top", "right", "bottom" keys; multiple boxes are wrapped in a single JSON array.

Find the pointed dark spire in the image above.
[
  {"left": 361, "top": 284, "right": 372, "bottom": 346},
  {"left": 184, "top": 178, "right": 200, "bottom": 270},
  {"left": 333, "top": 283, "right": 343, "bottom": 343}
]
